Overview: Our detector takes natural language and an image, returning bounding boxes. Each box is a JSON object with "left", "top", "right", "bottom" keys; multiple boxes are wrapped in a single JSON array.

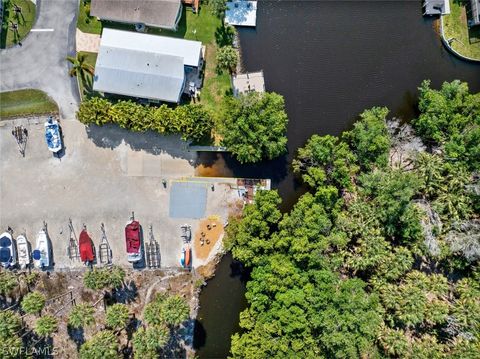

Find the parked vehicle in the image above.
[
  {"left": 44, "top": 117, "right": 62, "bottom": 153},
  {"left": 180, "top": 245, "right": 191, "bottom": 269},
  {"left": 0, "top": 231, "right": 17, "bottom": 268},
  {"left": 16, "top": 234, "right": 31, "bottom": 269},
  {"left": 125, "top": 213, "right": 142, "bottom": 263},
  {"left": 33, "top": 225, "right": 51, "bottom": 269},
  {"left": 79, "top": 226, "right": 95, "bottom": 265}
]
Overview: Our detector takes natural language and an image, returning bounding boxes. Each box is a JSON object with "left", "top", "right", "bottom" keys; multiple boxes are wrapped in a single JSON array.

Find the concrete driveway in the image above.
[{"left": 0, "top": 0, "right": 80, "bottom": 120}]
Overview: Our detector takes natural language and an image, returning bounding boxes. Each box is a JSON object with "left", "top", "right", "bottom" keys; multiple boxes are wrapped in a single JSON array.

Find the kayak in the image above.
[
  {"left": 180, "top": 246, "right": 191, "bottom": 268},
  {"left": 32, "top": 228, "right": 50, "bottom": 269},
  {"left": 16, "top": 234, "right": 31, "bottom": 269},
  {"left": 0, "top": 232, "right": 17, "bottom": 268}
]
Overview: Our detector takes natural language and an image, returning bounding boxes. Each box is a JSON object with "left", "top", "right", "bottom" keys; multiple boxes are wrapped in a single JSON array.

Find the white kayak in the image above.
[
  {"left": 33, "top": 229, "right": 50, "bottom": 269},
  {"left": 16, "top": 234, "right": 31, "bottom": 269},
  {"left": 0, "top": 232, "right": 17, "bottom": 268}
]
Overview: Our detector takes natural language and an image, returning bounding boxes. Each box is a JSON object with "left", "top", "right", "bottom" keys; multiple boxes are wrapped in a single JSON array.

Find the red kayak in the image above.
[
  {"left": 126, "top": 220, "right": 141, "bottom": 263},
  {"left": 79, "top": 229, "right": 94, "bottom": 263}
]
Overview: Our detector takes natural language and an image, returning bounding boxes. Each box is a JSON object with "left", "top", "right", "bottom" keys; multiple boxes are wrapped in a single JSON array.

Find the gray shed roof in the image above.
[
  {"left": 91, "top": 0, "right": 182, "bottom": 29},
  {"left": 93, "top": 46, "right": 185, "bottom": 103}
]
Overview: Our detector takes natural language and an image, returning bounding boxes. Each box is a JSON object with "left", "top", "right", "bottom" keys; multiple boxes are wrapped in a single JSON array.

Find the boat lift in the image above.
[
  {"left": 11, "top": 125, "right": 28, "bottom": 157},
  {"left": 98, "top": 223, "right": 112, "bottom": 265},
  {"left": 67, "top": 218, "right": 80, "bottom": 261},
  {"left": 145, "top": 225, "right": 160, "bottom": 269}
]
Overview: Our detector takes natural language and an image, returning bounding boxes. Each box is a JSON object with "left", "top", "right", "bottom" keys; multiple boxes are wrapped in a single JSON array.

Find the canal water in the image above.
[{"left": 195, "top": 1, "right": 480, "bottom": 357}]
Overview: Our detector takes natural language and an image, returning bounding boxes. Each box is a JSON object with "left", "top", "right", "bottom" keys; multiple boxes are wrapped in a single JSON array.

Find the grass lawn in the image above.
[
  {"left": 76, "top": 51, "right": 98, "bottom": 99},
  {"left": 0, "top": 0, "right": 36, "bottom": 48},
  {"left": 0, "top": 89, "right": 58, "bottom": 119},
  {"left": 77, "top": 0, "right": 102, "bottom": 34},
  {"left": 443, "top": 0, "right": 480, "bottom": 60}
]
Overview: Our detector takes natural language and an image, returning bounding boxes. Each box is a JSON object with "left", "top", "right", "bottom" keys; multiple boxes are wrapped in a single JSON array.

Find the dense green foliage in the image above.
[
  {"left": 80, "top": 330, "right": 119, "bottom": 359},
  {"left": 68, "top": 303, "right": 96, "bottom": 329},
  {"left": 216, "top": 45, "right": 238, "bottom": 73},
  {"left": 144, "top": 293, "right": 190, "bottom": 327},
  {"left": 220, "top": 92, "right": 289, "bottom": 163},
  {"left": 105, "top": 303, "right": 130, "bottom": 331},
  {"left": 83, "top": 266, "right": 125, "bottom": 291},
  {"left": 34, "top": 315, "right": 58, "bottom": 337},
  {"left": 227, "top": 80, "right": 480, "bottom": 358},
  {"left": 21, "top": 291, "right": 46, "bottom": 315},
  {"left": 0, "top": 311, "right": 21, "bottom": 338},
  {"left": 132, "top": 326, "right": 170, "bottom": 359},
  {"left": 77, "top": 98, "right": 213, "bottom": 142}
]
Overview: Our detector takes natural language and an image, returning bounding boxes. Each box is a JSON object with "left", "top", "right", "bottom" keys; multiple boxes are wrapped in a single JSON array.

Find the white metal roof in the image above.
[
  {"left": 225, "top": 1, "right": 257, "bottom": 27},
  {"left": 101, "top": 28, "right": 202, "bottom": 67},
  {"left": 93, "top": 46, "right": 185, "bottom": 103}
]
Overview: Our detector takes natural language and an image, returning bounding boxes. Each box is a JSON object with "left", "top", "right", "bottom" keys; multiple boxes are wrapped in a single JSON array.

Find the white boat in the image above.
[
  {"left": 0, "top": 232, "right": 17, "bottom": 268},
  {"left": 44, "top": 117, "right": 62, "bottom": 153},
  {"left": 32, "top": 228, "right": 50, "bottom": 269},
  {"left": 16, "top": 234, "right": 31, "bottom": 269}
]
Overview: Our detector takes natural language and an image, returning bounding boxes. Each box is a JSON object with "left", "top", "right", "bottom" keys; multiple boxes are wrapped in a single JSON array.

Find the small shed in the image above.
[
  {"left": 225, "top": 1, "right": 257, "bottom": 27},
  {"left": 232, "top": 71, "right": 265, "bottom": 97}
]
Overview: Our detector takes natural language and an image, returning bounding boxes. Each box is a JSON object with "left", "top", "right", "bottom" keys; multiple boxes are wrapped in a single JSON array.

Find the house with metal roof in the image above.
[
  {"left": 90, "top": 0, "right": 183, "bottom": 31},
  {"left": 93, "top": 29, "right": 203, "bottom": 103}
]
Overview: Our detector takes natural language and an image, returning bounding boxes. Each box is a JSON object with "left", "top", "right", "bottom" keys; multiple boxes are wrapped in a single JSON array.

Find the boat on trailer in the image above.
[
  {"left": 125, "top": 213, "right": 142, "bottom": 263},
  {"left": 0, "top": 231, "right": 17, "bottom": 268},
  {"left": 79, "top": 227, "right": 95, "bottom": 265},
  {"left": 44, "top": 117, "right": 62, "bottom": 153},
  {"left": 33, "top": 225, "right": 51, "bottom": 269},
  {"left": 16, "top": 234, "right": 31, "bottom": 269}
]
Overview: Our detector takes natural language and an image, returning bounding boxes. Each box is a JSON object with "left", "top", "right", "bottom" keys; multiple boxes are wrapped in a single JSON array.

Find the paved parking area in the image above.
[{"left": 0, "top": 117, "right": 239, "bottom": 269}]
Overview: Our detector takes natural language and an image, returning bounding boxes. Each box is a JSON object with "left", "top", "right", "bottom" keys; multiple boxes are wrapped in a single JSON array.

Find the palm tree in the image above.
[
  {"left": 105, "top": 303, "right": 130, "bottom": 332},
  {"left": 21, "top": 291, "right": 46, "bottom": 316},
  {"left": 34, "top": 315, "right": 58, "bottom": 337},
  {"left": 79, "top": 330, "right": 119, "bottom": 359},
  {"left": 66, "top": 53, "right": 94, "bottom": 90},
  {"left": 132, "top": 326, "right": 170, "bottom": 359},
  {"left": 68, "top": 303, "right": 95, "bottom": 329}
]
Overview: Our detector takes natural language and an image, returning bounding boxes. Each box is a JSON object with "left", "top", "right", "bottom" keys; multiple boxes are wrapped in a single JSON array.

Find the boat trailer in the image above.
[
  {"left": 98, "top": 223, "right": 112, "bottom": 265},
  {"left": 12, "top": 125, "right": 28, "bottom": 157},
  {"left": 67, "top": 218, "right": 80, "bottom": 261},
  {"left": 181, "top": 224, "right": 192, "bottom": 243},
  {"left": 145, "top": 225, "right": 160, "bottom": 268}
]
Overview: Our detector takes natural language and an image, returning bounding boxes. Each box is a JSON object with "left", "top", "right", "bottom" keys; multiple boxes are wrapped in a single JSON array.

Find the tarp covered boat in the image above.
[
  {"left": 44, "top": 117, "right": 62, "bottom": 153},
  {"left": 16, "top": 234, "right": 31, "bottom": 269},
  {"left": 0, "top": 232, "right": 17, "bottom": 268},
  {"left": 79, "top": 229, "right": 95, "bottom": 264},
  {"left": 180, "top": 246, "right": 191, "bottom": 269},
  {"left": 125, "top": 219, "right": 141, "bottom": 263},
  {"left": 33, "top": 227, "right": 50, "bottom": 269}
]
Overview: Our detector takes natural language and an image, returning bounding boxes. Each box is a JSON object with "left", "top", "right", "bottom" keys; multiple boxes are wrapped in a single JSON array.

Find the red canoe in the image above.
[
  {"left": 125, "top": 220, "right": 141, "bottom": 262},
  {"left": 79, "top": 230, "right": 94, "bottom": 263}
]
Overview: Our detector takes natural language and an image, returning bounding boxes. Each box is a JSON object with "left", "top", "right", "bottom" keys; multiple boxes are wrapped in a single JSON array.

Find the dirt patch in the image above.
[{"left": 194, "top": 217, "right": 224, "bottom": 260}]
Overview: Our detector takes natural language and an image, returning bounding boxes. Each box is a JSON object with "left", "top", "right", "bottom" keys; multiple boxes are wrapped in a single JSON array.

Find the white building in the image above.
[{"left": 93, "top": 29, "right": 203, "bottom": 103}]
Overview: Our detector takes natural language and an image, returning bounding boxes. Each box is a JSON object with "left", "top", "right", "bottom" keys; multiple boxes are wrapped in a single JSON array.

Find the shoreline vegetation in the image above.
[
  {"left": 0, "top": 89, "right": 59, "bottom": 119},
  {"left": 0, "top": 0, "right": 36, "bottom": 48},
  {"left": 441, "top": 0, "right": 480, "bottom": 60},
  {"left": 225, "top": 80, "right": 480, "bottom": 358}
]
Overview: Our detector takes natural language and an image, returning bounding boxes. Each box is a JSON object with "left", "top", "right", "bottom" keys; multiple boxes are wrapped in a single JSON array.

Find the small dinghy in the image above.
[
  {"left": 44, "top": 117, "right": 62, "bottom": 153},
  {"left": 180, "top": 245, "right": 191, "bottom": 269},
  {"left": 0, "top": 232, "right": 17, "bottom": 268},
  {"left": 16, "top": 234, "right": 31, "bottom": 269},
  {"left": 79, "top": 227, "right": 95, "bottom": 265},
  {"left": 33, "top": 226, "right": 50, "bottom": 269},
  {"left": 125, "top": 213, "right": 142, "bottom": 263}
]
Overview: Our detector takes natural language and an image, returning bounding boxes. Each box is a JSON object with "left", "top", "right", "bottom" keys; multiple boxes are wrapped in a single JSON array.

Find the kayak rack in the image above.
[
  {"left": 181, "top": 224, "right": 191, "bottom": 243},
  {"left": 145, "top": 225, "right": 160, "bottom": 269},
  {"left": 12, "top": 125, "right": 28, "bottom": 157},
  {"left": 98, "top": 223, "right": 112, "bottom": 265},
  {"left": 67, "top": 218, "right": 80, "bottom": 261}
]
